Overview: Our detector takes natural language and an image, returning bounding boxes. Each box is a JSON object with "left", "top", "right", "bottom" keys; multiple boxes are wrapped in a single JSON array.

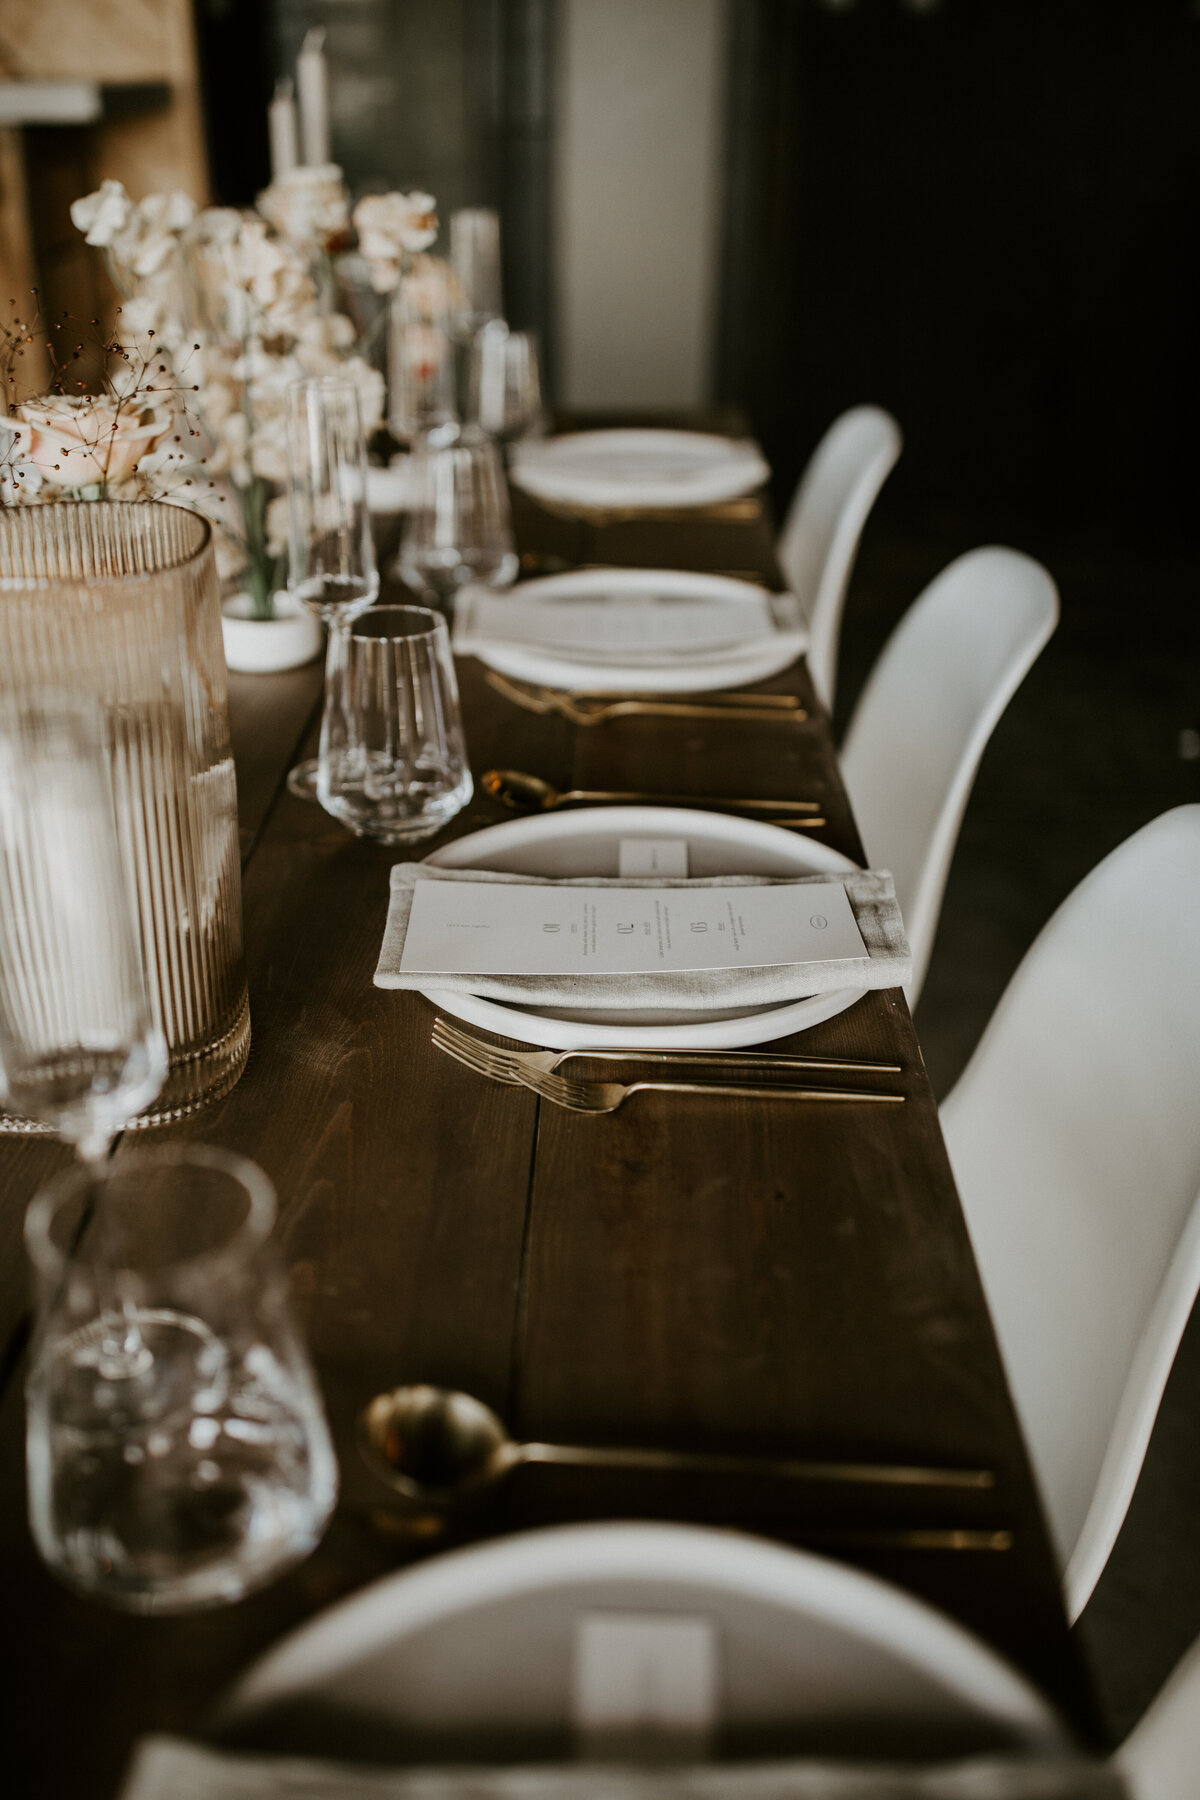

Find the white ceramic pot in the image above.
[{"left": 221, "top": 591, "right": 324, "bottom": 675}]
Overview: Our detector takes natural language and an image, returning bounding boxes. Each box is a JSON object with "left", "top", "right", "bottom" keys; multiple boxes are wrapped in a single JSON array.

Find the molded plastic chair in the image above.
[
  {"left": 940, "top": 807, "right": 1200, "bottom": 1623},
  {"left": 776, "top": 405, "right": 902, "bottom": 713},
  {"left": 1119, "top": 1631, "right": 1200, "bottom": 1799},
  {"left": 217, "top": 1522, "right": 1071, "bottom": 1765},
  {"left": 840, "top": 547, "right": 1059, "bottom": 1007}
]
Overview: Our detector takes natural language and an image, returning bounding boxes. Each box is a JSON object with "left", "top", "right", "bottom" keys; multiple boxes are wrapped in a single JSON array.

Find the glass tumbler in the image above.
[
  {"left": 25, "top": 1144, "right": 338, "bottom": 1613},
  {"left": 0, "top": 503, "right": 248, "bottom": 1126},
  {"left": 318, "top": 604, "right": 472, "bottom": 845}
]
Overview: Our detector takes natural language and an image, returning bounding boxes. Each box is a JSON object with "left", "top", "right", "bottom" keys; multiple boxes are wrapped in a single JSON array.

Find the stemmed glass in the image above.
[
  {"left": 0, "top": 693, "right": 168, "bottom": 1381},
  {"left": 467, "top": 320, "right": 545, "bottom": 444},
  {"left": 0, "top": 695, "right": 167, "bottom": 1169},
  {"left": 284, "top": 377, "right": 380, "bottom": 801},
  {"left": 396, "top": 428, "right": 519, "bottom": 614}
]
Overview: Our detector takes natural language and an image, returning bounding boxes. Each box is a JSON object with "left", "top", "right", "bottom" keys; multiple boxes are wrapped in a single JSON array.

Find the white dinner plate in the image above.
[
  {"left": 453, "top": 567, "right": 808, "bottom": 695},
  {"left": 510, "top": 428, "right": 771, "bottom": 510},
  {"left": 421, "top": 807, "right": 866, "bottom": 1049},
  {"left": 217, "top": 1523, "right": 1071, "bottom": 1763}
]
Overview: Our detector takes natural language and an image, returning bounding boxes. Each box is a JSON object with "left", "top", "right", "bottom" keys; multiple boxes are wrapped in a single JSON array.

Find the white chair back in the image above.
[
  {"left": 218, "top": 1523, "right": 1070, "bottom": 1765},
  {"left": 1118, "top": 1632, "right": 1200, "bottom": 1800},
  {"left": 840, "top": 547, "right": 1058, "bottom": 1006},
  {"left": 776, "top": 405, "right": 902, "bottom": 713},
  {"left": 941, "top": 808, "right": 1200, "bottom": 1621}
]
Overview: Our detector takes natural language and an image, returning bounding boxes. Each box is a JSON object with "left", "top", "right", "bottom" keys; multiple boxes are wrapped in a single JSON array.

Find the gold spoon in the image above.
[
  {"left": 482, "top": 768, "right": 824, "bottom": 824},
  {"left": 359, "top": 1384, "right": 996, "bottom": 1509}
]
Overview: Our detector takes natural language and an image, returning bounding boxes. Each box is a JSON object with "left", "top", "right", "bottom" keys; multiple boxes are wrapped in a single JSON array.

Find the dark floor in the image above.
[{"left": 833, "top": 499, "right": 1200, "bottom": 1744}]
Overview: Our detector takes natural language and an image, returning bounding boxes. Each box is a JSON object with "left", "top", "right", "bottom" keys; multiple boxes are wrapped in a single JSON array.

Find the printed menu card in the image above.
[{"left": 398, "top": 880, "right": 866, "bottom": 979}]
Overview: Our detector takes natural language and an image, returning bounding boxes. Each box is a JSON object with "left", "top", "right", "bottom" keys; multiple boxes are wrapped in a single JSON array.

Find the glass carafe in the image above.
[{"left": 0, "top": 503, "right": 249, "bottom": 1125}]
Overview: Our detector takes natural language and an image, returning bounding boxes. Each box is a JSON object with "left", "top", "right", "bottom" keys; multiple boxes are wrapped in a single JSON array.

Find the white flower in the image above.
[
  {"left": 352, "top": 190, "right": 439, "bottom": 292},
  {"left": 257, "top": 164, "right": 350, "bottom": 248},
  {"left": 71, "top": 179, "right": 133, "bottom": 247}
]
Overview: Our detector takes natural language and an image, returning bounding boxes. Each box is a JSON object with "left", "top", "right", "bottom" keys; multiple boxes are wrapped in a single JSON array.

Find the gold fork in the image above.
[
  {"left": 485, "top": 671, "right": 807, "bottom": 727},
  {"left": 432, "top": 1023, "right": 905, "bottom": 1115},
  {"left": 431, "top": 1016, "right": 901, "bottom": 1083}
]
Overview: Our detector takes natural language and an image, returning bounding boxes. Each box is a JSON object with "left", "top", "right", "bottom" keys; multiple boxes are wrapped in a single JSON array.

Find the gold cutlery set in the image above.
[{"left": 432, "top": 1016, "right": 904, "bottom": 1115}]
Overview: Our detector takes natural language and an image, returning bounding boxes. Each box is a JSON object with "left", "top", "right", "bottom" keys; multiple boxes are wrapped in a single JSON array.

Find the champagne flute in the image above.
[
  {"left": 0, "top": 695, "right": 167, "bottom": 1166},
  {"left": 0, "top": 693, "right": 168, "bottom": 1377},
  {"left": 285, "top": 376, "right": 380, "bottom": 801}
]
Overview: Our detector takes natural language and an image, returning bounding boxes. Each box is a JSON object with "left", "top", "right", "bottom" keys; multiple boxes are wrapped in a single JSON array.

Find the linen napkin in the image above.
[
  {"left": 119, "top": 1738, "right": 1124, "bottom": 1800},
  {"left": 373, "top": 866, "right": 910, "bottom": 1010}
]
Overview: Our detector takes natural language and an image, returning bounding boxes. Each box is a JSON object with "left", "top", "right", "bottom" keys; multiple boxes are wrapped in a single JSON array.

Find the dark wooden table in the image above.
[{"left": 0, "top": 487, "right": 1098, "bottom": 1797}]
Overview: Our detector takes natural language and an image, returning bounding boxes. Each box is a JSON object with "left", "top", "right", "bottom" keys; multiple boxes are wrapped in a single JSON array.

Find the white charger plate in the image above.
[
  {"left": 510, "top": 429, "right": 770, "bottom": 509},
  {"left": 421, "top": 807, "right": 865, "bottom": 1050},
  {"left": 453, "top": 567, "right": 808, "bottom": 696}
]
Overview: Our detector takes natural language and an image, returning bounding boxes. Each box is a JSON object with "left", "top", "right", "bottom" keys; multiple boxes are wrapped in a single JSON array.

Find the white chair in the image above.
[
  {"left": 776, "top": 405, "right": 902, "bottom": 714},
  {"left": 840, "top": 547, "right": 1059, "bottom": 1007},
  {"left": 217, "top": 1522, "right": 1071, "bottom": 1765},
  {"left": 1119, "top": 1631, "right": 1200, "bottom": 1800},
  {"left": 940, "top": 807, "right": 1200, "bottom": 1623}
]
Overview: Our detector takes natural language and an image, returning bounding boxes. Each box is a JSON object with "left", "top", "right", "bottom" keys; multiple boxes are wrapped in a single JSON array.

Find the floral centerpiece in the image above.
[{"left": 0, "top": 169, "right": 440, "bottom": 635}]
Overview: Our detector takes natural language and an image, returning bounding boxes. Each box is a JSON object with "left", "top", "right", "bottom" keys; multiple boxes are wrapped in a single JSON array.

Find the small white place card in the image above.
[
  {"left": 399, "top": 880, "right": 866, "bottom": 978},
  {"left": 572, "top": 1612, "right": 718, "bottom": 1760},
  {"left": 618, "top": 837, "right": 689, "bottom": 878},
  {"left": 459, "top": 591, "right": 774, "bottom": 653}
]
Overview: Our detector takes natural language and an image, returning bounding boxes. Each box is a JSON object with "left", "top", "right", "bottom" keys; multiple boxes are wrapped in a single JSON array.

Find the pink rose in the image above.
[{"left": 14, "top": 395, "right": 173, "bottom": 490}]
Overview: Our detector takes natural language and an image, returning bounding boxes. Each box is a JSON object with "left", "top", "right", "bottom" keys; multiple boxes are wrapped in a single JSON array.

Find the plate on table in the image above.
[
  {"left": 509, "top": 428, "right": 770, "bottom": 510},
  {"left": 216, "top": 1523, "right": 1072, "bottom": 1764},
  {"left": 453, "top": 567, "right": 807, "bottom": 696},
  {"left": 421, "top": 807, "right": 865, "bottom": 1050}
]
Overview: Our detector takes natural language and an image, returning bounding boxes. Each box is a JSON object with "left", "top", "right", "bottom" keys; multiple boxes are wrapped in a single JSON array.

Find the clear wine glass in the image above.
[
  {"left": 396, "top": 427, "right": 518, "bottom": 614},
  {"left": 0, "top": 695, "right": 167, "bottom": 1166},
  {"left": 25, "top": 1143, "right": 338, "bottom": 1611},
  {"left": 449, "top": 207, "right": 503, "bottom": 338},
  {"left": 466, "top": 320, "right": 546, "bottom": 445},
  {"left": 387, "top": 262, "right": 459, "bottom": 447},
  {"left": 285, "top": 376, "right": 380, "bottom": 801}
]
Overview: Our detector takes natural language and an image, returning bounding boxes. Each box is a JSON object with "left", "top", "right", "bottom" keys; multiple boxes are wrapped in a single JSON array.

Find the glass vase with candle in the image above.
[{"left": 0, "top": 502, "right": 249, "bottom": 1125}]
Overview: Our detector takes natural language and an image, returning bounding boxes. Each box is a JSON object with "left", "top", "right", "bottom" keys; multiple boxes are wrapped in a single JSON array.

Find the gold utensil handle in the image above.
[
  {"left": 523, "top": 1441, "right": 990, "bottom": 1489},
  {"left": 628, "top": 1082, "right": 904, "bottom": 1104},
  {"left": 559, "top": 1049, "right": 902, "bottom": 1074},
  {"left": 566, "top": 790, "right": 820, "bottom": 811}
]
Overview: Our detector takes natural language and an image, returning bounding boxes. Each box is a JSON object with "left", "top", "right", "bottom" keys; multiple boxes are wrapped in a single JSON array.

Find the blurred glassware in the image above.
[
  {"left": 284, "top": 375, "right": 380, "bottom": 802},
  {"left": 396, "top": 430, "right": 518, "bottom": 612},
  {"left": 0, "top": 502, "right": 248, "bottom": 1125},
  {"left": 467, "top": 321, "right": 546, "bottom": 444},
  {"left": 387, "top": 258, "right": 459, "bottom": 445},
  {"left": 0, "top": 695, "right": 168, "bottom": 1165},
  {"left": 25, "top": 1143, "right": 338, "bottom": 1613},
  {"left": 449, "top": 207, "right": 503, "bottom": 338},
  {"left": 318, "top": 604, "right": 472, "bottom": 845}
]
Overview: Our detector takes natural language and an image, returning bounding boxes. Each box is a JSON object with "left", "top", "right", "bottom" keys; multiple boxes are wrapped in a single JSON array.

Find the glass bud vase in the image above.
[{"left": 0, "top": 502, "right": 250, "bottom": 1125}]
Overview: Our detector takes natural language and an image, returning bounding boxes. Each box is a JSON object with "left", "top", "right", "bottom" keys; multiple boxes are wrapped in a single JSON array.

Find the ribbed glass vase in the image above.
[{"left": 0, "top": 502, "right": 250, "bottom": 1126}]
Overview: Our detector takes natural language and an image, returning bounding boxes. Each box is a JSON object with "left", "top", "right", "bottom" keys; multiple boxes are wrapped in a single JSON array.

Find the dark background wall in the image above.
[{"left": 719, "top": 0, "right": 1200, "bottom": 544}]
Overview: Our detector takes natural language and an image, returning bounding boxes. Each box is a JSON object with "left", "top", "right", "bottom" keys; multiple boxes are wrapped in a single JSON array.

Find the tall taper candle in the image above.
[
  {"left": 297, "top": 26, "right": 331, "bottom": 167},
  {"left": 269, "top": 76, "right": 299, "bottom": 179}
]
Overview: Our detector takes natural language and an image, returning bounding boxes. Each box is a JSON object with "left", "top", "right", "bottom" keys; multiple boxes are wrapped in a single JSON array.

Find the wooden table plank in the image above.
[{"left": 0, "top": 487, "right": 1101, "bottom": 1794}]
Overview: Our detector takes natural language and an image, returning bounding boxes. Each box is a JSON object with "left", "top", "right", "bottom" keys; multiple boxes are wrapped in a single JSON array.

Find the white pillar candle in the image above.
[
  {"left": 296, "top": 27, "right": 331, "bottom": 167},
  {"left": 268, "top": 76, "right": 299, "bottom": 180}
]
